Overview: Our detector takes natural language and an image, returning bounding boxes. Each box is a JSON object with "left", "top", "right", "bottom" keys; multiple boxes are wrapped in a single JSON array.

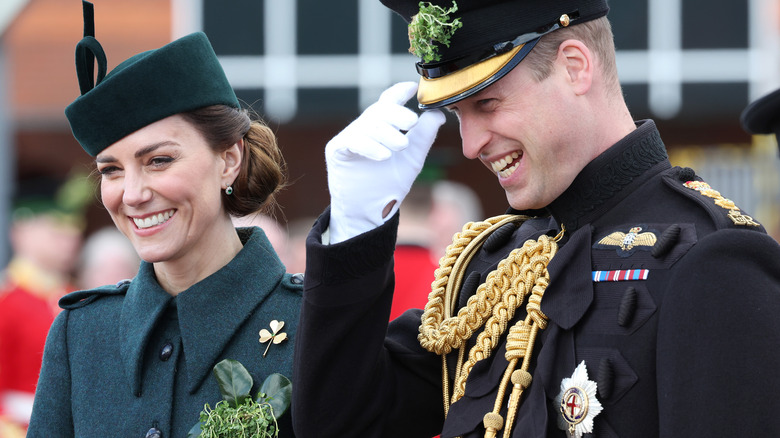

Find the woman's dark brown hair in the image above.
[{"left": 180, "top": 105, "right": 288, "bottom": 217}]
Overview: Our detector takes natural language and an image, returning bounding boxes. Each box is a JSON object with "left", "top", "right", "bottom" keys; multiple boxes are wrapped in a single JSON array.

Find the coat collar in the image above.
[
  {"left": 504, "top": 121, "right": 669, "bottom": 331},
  {"left": 119, "top": 227, "right": 286, "bottom": 395},
  {"left": 538, "top": 121, "right": 668, "bottom": 330},
  {"left": 545, "top": 120, "right": 670, "bottom": 233}
]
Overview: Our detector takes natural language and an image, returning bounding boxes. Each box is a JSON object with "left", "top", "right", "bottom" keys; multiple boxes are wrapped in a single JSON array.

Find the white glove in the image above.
[{"left": 326, "top": 81, "right": 446, "bottom": 244}]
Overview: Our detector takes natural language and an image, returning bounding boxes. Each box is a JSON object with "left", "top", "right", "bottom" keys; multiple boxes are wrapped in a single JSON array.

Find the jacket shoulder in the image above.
[
  {"left": 661, "top": 167, "right": 766, "bottom": 233},
  {"left": 58, "top": 279, "right": 131, "bottom": 310}
]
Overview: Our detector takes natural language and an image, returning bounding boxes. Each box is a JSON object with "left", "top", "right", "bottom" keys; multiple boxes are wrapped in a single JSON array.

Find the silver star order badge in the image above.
[{"left": 554, "top": 361, "right": 603, "bottom": 438}]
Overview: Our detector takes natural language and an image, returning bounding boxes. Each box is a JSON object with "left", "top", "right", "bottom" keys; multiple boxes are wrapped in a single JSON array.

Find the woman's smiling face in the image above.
[{"left": 96, "top": 114, "right": 230, "bottom": 265}]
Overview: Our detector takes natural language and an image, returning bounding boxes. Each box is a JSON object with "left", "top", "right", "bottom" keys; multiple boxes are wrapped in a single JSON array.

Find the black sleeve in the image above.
[
  {"left": 657, "top": 228, "right": 780, "bottom": 436},
  {"left": 292, "top": 209, "right": 444, "bottom": 438}
]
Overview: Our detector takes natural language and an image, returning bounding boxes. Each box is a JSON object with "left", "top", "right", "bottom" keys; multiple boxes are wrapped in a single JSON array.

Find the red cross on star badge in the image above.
[{"left": 554, "top": 361, "right": 603, "bottom": 438}]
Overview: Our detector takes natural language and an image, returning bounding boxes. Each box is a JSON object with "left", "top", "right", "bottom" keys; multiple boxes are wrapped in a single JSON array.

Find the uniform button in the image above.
[
  {"left": 291, "top": 273, "right": 304, "bottom": 284},
  {"left": 617, "top": 287, "right": 638, "bottom": 327},
  {"left": 145, "top": 427, "right": 162, "bottom": 438},
  {"left": 159, "top": 343, "right": 174, "bottom": 361}
]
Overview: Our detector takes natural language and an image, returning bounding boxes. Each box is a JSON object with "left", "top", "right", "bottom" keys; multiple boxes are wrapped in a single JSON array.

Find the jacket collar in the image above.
[
  {"left": 539, "top": 121, "right": 669, "bottom": 330},
  {"left": 119, "top": 227, "right": 286, "bottom": 395},
  {"left": 545, "top": 120, "right": 670, "bottom": 233}
]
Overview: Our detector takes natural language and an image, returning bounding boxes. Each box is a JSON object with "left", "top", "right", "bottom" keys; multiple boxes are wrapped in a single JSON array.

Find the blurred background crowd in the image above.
[{"left": 1, "top": 0, "right": 780, "bottom": 435}]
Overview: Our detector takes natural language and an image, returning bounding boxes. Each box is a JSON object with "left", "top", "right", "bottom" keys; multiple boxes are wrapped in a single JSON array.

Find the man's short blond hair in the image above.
[{"left": 522, "top": 17, "right": 621, "bottom": 98}]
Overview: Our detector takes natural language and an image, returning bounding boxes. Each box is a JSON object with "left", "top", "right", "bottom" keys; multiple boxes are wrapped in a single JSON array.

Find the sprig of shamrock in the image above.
[
  {"left": 188, "top": 359, "right": 292, "bottom": 438},
  {"left": 408, "top": 1, "right": 463, "bottom": 63}
]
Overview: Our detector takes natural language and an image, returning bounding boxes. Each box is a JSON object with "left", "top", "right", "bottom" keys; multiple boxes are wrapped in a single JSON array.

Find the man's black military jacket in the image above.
[{"left": 293, "top": 120, "right": 780, "bottom": 437}]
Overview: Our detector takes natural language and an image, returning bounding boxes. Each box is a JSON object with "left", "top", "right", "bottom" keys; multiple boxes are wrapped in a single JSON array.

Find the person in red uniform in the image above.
[{"left": 0, "top": 175, "right": 89, "bottom": 433}]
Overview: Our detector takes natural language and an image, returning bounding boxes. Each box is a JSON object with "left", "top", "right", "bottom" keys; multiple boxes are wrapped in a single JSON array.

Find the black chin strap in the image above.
[{"left": 74, "top": 0, "right": 107, "bottom": 95}]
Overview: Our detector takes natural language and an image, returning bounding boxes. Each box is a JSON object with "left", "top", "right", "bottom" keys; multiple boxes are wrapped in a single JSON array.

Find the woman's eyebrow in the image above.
[{"left": 95, "top": 141, "right": 179, "bottom": 164}]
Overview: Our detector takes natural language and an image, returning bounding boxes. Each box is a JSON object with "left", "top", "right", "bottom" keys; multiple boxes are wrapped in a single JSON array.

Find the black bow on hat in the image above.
[{"left": 65, "top": 1, "right": 239, "bottom": 156}]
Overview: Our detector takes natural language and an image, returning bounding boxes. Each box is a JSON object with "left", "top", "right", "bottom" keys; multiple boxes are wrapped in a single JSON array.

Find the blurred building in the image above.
[
  {"left": 2, "top": 0, "right": 780, "bottom": 268},
  {"left": 0, "top": 0, "right": 175, "bottom": 265}
]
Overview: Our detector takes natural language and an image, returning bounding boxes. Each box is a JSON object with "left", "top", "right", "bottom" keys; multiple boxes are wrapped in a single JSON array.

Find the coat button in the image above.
[
  {"left": 145, "top": 427, "right": 162, "bottom": 438},
  {"left": 291, "top": 273, "right": 304, "bottom": 284},
  {"left": 159, "top": 343, "right": 174, "bottom": 361}
]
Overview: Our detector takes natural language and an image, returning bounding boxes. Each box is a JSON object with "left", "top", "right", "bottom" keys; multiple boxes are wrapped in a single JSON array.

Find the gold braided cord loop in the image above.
[
  {"left": 419, "top": 215, "right": 527, "bottom": 354},
  {"left": 419, "top": 215, "right": 528, "bottom": 417},
  {"left": 491, "top": 255, "right": 556, "bottom": 438},
  {"left": 505, "top": 323, "right": 532, "bottom": 360},
  {"left": 451, "top": 235, "right": 557, "bottom": 402},
  {"left": 527, "top": 277, "right": 549, "bottom": 329},
  {"left": 416, "top": 213, "right": 561, "bottom": 433},
  {"left": 498, "top": 321, "right": 543, "bottom": 438}
]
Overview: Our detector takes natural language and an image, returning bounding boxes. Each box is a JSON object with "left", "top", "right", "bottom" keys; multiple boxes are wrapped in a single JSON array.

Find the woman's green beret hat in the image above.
[{"left": 65, "top": 2, "right": 238, "bottom": 156}]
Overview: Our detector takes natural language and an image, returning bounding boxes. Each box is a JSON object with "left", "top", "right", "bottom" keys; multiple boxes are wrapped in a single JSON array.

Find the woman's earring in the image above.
[{"left": 225, "top": 185, "right": 233, "bottom": 195}]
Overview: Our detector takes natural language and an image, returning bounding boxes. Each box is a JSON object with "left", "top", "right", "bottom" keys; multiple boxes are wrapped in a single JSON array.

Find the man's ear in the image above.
[{"left": 558, "top": 39, "right": 593, "bottom": 96}]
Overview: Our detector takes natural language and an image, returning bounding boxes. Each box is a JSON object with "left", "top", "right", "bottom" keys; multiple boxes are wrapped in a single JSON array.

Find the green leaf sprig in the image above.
[
  {"left": 188, "top": 359, "right": 292, "bottom": 438},
  {"left": 196, "top": 399, "right": 276, "bottom": 438},
  {"left": 408, "top": 1, "right": 463, "bottom": 63}
]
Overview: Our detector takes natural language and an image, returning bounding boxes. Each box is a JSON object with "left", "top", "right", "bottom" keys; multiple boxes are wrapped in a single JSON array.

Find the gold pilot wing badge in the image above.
[
  {"left": 594, "top": 225, "right": 657, "bottom": 257},
  {"left": 555, "top": 361, "right": 603, "bottom": 438}
]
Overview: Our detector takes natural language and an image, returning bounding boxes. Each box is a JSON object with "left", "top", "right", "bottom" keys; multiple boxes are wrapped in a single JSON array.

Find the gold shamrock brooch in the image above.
[{"left": 259, "top": 320, "right": 288, "bottom": 357}]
